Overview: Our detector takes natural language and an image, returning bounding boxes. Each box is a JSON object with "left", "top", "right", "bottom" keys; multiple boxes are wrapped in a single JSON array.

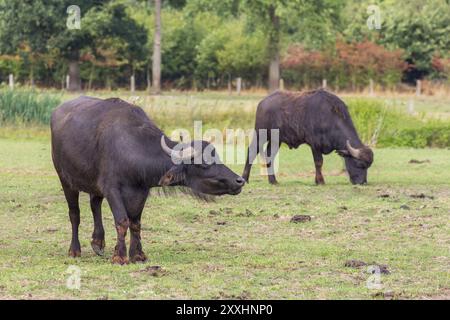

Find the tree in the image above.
[
  {"left": 243, "top": 0, "right": 345, "bottom": 92},
  {"left": 0, "top": 0, "right": 147, "bottom": 91},
  {"left": 381, "top": 0, "right": 450, "bottom": 82},
  {"left": 152, "top": 0, "right": 162, "bottom": 94}
]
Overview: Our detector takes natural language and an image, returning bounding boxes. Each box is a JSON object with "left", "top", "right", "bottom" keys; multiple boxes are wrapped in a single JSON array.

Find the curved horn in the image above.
[
  {"left": 160, "top": 136, "right": 198, "bottom": 161},
  {"left": 346, "top": 140, "right": 362, "bottom": 159}
]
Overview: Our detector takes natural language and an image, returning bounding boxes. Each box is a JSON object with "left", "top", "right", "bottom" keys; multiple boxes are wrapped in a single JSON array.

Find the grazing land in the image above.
[{"left": 0, "top": 136, "right": 449, "bottom": 299}]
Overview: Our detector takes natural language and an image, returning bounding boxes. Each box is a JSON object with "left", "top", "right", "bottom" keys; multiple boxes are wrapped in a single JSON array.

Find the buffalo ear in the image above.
[
  {"left": 159, "top": 166, "right": 184, "bottom": 186},
  {"left": 336, "top": 149, "right": 350, "bottom": 157}
]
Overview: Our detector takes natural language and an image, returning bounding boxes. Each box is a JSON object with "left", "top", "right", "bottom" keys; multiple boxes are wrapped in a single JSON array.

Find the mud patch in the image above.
[
  {"left": 290, "top": 215, "right": 312, "bottom": 223},
  {"left": 215, "top": 290, "right": 251, "bottom": 300},
  {"left": 408, "top": 159, "right": 430, "bottom": 164},
  {"left": 344, "top": 260, "right": 367, "bottom": 268},
  {"left": 136, "top": 266, "right": 167, "bottom": 277},
  {"left": 237, "top": 209, "right": 254, "bottom": 217},
  {"left": 410, "top": 193, "right": 434, "bottom": 200},
  {"left": 372, "top": 290, "right": 401, "bottom": 300},
  {"left": 345, "top": 260, "right": 390, "bottom": 274}
]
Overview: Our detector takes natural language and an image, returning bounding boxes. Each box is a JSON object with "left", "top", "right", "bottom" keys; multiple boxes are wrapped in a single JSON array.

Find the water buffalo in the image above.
[
  {"left": 51, "top": 96, "right": 245, "bottom": 264},
  {"left": 242, "top": 89, "right": 374, "bottom": 185}
]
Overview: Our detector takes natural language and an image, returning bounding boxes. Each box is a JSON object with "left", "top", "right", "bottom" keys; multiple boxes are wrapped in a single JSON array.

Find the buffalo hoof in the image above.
[
  {"left": 269, "top": 179, "right": 278, "bottom": 185},
  {"left": 111, "top": 254, "right": 129, "bottom": 265},
  {"left": 315, "top": 180, "right": 325, "bottom": 185},
  {"left": 68, "top": 249, "right": 81, "bottom": 258},
  {"left": 91, "top": 239, "right": 106, "bottom": 256},
  {"left": 130, "top": 252, "right": 148, "bottom": 264}
]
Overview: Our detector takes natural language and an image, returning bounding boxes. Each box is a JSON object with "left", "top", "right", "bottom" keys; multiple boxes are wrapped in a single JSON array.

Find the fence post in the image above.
[
  {"left": 8, "top": 74, "right": 14, "bottom": 90},
  {"left": 322, "top": 79, "right": 327, "bottom": 89},
  {"left": 130, "top": 75, "right": 135, "bottom": 93},
  {"left": 279, "top": 78, "right": 285, "bottom": 90},
  {"left": 66, "top": 75, "right": 70, "bottom": 90},
  {"left": 236, "top": 77, "right": 242, "bottom": 95},
  {"left": 369, "top": 79, "right": 374, "bottom": 96},
  {"left": 408, "top": 99, "right": 415, "bottom": 114},
  {"left": 416, "top": 80, "right": 421, "bottom": 96}
]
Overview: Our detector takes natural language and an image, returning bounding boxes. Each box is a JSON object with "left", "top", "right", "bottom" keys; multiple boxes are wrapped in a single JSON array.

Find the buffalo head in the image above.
[
  {"left": 337, "top": 140, "right": 374, "bottom": 185},
  {"left": 159, "top": 136, "right": 245, "bottom": 195}
]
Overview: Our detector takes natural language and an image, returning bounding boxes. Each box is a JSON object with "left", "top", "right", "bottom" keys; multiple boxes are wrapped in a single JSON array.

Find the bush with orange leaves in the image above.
[
  {"left": 282, "top": 40, "right": 408, "bottom": 90},
  {"left": 431, "top": 54, "right": 450, "bottom": 83}
]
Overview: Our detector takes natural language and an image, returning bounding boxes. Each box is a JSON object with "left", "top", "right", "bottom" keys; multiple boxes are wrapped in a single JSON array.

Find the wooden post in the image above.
[
  {"left": 146, "top": 68, "right": 151, "bottom": 92},
  {"left": 279, "top": 78, "right": 285, "bottom": 90},
  {"left": 236, "top": 77, "right": 242, "bottom": 95},
  {"left": 130, "top": 75, "right": 135, "bottom": 93},
  {"left": 8, "top": 74, "right": 14, "bottom": 90},
  {"left": 322, "top": 79, "right": 327, "bottom": 89},
  {"left": 408, "top": 99, "right": 415, "bottom": 114},
  {"left": 369, "top": 79, "right": 374, "bottom": 96},
  {"left": 416, "top": 80, "right": 421, "bottom": 96},
  {"left": 66, "top": 75, "right": 70, "bottom": 90}
]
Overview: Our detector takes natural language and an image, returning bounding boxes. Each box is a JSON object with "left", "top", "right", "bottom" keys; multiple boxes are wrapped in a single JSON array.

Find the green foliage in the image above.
[
  {"left": 0, "top": 89, "right": 61, "bottom": 124},
  {"left": 342, "top": 0, "right": 450, "bottom": 81},
  {"left": 1, "top": 0, "right": 449, "bottom": 88}
]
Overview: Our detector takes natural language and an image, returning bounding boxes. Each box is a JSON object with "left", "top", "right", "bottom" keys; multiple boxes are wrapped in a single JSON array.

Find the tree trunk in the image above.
[
  {"left": 68, "top": 59, "right": 81, "bottom": 91},
  {"left": 152, "top": 0, "right": 162, "bottom": 95},
  {"left": 268, "top": 4, "right": 280, "bottom": 93}
]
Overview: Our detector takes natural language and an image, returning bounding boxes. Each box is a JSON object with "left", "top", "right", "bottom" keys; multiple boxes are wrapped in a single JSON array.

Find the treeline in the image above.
[{"left": 0, "top": 0, "right": 449, "bottom": 91}]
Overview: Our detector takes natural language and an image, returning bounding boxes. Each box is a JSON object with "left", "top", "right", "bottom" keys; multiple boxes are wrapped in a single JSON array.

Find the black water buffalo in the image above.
[
  {"left": 242, "top": 89, "right": 374, "bottom": 185},
  {"left": 51, "top": 96, "right": 245, "bottom": 264}
]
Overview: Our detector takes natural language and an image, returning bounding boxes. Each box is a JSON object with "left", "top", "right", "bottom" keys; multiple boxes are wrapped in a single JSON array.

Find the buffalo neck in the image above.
[
  {"left": 141, "top": 135, "right": 181, "bottom": 188},
  {"left": 335, "top": 121, "right": 364, "bottom": 151}
]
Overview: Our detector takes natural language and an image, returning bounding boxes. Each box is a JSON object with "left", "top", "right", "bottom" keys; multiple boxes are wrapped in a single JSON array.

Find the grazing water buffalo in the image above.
[
  {"left": 242, "top": 89, "right": 374, "bottom": 185},
  {"left": 51, "top": 96, "right": 245, "bottom": 264}
]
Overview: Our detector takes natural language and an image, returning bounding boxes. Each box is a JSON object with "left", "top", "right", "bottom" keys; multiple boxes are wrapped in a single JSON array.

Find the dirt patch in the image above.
[
  {"left": 290, "top": 215, "right": 312, "bottom": 223},
  {"left": 209, "top": 208, "right": 234, "bottom": 216},
  {"left": 344, "top": 260, "right": 390, "bottom": 274},
  {"left": 237, "top": 209, "right": 254, "bottom": 217},
  {"left": 372, "top": 290, "right": 401, "bottom": 300},
  {"left": 408, "top": 159, "right": 430, "bottom": 164},
  {"left": 410, "top": 193, "right": 434, "bottom": 200},
  {"left": 136, "top": 266, "right": 167, "bottom": 277},
  {"left": 344, "top": 260, "right": 367, "bottom": 268},
  {"left": 215, "top": 290, "right": 251, "bottom": 300}
]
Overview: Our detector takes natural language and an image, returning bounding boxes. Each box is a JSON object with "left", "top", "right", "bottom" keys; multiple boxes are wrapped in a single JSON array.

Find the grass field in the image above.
[{"left": 0, "top": 136, "right": 449, "bottom": 299}]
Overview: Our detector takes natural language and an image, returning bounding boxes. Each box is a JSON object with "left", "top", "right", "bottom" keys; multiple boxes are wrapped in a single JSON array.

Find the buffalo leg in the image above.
[
  {"left": 106, "top": 188, "right": 130, "bottom": 265},
  {"left": 62, "top": 184, "right": 81, "bottom": 257},
  {"left": 242, "top": 132, "right": 260, "bottom": 182},
  {"left": 311, "top": 148, "right": 325, "bottom": 185},
  {"left": 129, "top": 214, "right": 146, "bottom": 263},
  {"left": 90, "top": 195, "right": 105, "bottom": 256},
  {"left": 123, "top": 188, "right": 149, "bottom": 263},
  {"left": 265, "top": 141, "right": 280, "bottom": 185}
]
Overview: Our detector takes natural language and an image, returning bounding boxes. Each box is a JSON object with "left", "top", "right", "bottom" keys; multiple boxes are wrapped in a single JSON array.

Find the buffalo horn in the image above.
[
  {"left": 161, "top": 136, "right": 198, "bottom": 161},
  {"left": 346, "top": 140, "right": 362, "bottom": 159}
]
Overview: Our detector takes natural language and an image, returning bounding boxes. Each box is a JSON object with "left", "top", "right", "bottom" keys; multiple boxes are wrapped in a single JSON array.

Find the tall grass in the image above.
[
  {"left": 0, "top": 89, "right": 449, "bottom": 148},
  {"left": 0, "top": 89, "right": 62, "bottom": 124},
  {"left": 139, "top": 95, "right": 450, "bottom": 148}
]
